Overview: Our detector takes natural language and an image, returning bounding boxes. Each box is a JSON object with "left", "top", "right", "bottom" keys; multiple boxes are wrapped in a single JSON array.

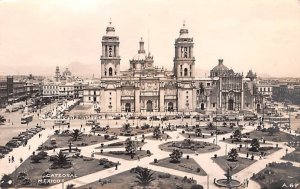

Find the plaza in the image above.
[{"left": 0, "top": 98, "right": 299, "bottom": 189}]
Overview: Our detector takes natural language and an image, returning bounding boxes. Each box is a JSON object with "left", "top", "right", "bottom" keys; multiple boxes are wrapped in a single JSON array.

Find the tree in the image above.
[
  {"left": 195, "top": 128, "right": 202, "bottom": 137},
  {"left": 135, "top": 167, "right": 155, "bottom": 187},
  {"left": 0, "top": 174, "right": 13, "bottom": 188},
  {"left": 233, "top": 129, "right": 242, "bottom": 141},
  {"left": 228, "top": 148, "right": 239, "bottom": 161},
  {"left": 72, "top": 129, "right": 81, "bottom": 141},
  {"left": 0, "top": 115, "right": 6, "bottom": 124},
  {"left": 169, "top": 149, "right": 183, "bottom": 163},
  {"left": 52, "top": 151, "right": 70, "bottom": 168},
  {"left": 267, "top": 126, "right": 280, "bottom": 136},
  {"left": 125, "top": 138, "right": 137, "bottom": 155},
  {"left": 207, "top": 122, "right": 214, "bottom": 130},
  {"left": 122, "top": 123, "right": 131, "bottom": 131},
  {"left": 250, "top": 138, "right": 260, "bottom": 152},
  {"left": 31, "top": 155, "right": 42, "bottom": 163},
  {"left": 153, "top": 126, "right": 161, "bottom": 139}
]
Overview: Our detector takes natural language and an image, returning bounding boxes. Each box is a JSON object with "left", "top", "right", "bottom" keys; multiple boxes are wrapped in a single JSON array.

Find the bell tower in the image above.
[
  {"left": 100, "top": 19, "right": 121, "bottom": 79},
  {"left": 173, "top": 22, "right": 195, "bottom": 79}
]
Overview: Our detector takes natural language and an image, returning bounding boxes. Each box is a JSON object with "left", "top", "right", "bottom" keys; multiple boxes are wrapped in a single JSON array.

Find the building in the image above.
[
  {"left": 83, "top": 21, "right": 262, "bottom": 113},
  {"left": 273, "top": 84, "right": 300, "bottom": 105}
]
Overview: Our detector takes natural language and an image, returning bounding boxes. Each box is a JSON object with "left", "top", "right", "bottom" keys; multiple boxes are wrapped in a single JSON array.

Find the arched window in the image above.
[
  {"left": 109, "top": 46, "right": 112, "bottom": 57},
  {"left": 184, "top": 68, "right": 188, "bottom": 76},
  {"left": 184, "top": 47, "right": 188, "bottom": 58},
  {"left": 109, "top": 67, "right": 113, "bottom": 76}
]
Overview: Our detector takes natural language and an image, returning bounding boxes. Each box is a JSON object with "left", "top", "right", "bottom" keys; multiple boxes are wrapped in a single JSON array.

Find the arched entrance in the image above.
[
  {"left": 125, "top": 103, "right": 131, "bottom": 112},
  {"left": 167, "top": 102, "right": 174, "bottom": 112},
  {"left": 146, "top": 100, "right": 153, "bottom": 112},
  {"left": 228, "top": 99, "right": 234, "bottom": 111},
  {"left": 201, "top": 103, "right": 205, "bottom": 110}
]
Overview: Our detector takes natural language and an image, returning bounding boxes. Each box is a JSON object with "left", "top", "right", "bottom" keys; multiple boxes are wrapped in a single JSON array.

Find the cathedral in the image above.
[{"left": 83, "top": 21, "right": 262, "bottom": 113}]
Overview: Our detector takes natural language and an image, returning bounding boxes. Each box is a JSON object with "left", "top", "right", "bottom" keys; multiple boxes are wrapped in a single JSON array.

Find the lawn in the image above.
[
  {"left": 159, "top": 140, "right": 220, "bottom": 154},
  {"left": 151, "top": 157, "right": 207, "bottom": 176},
  {"left": 252, "top": 162, "right": 300, "bottom": 189},
  {"left": 9, "top": 154, "right": 114, "bottom": 187},
  {"left": 238, "top": 146, "right": 281, "bottom": 157},
  {"left": 76, "top": 168, "right": 203, "bottom": 189},
  {"left": 144, "top": 133, "right": 171, "bottom": 140},
  {"left": 245, "top": 130, "right": 294, "bottom": 142},
  {"left": 282, "top": 148, "right": 300, "bottom": 163},
  {"left": 95, "top": 150, "right": 151, "bottom": 161},
  {"left": 95, "top": 140, "right": 146, "bottom": 149},
  {"left": 212, "top": 155, "right": 257, "bottom": 175},
  {"left": 96, "top": 127, "right": 154, "bottom": 136},
  {"left": 41, "top": 134, "right": 115, "bottom": 149}
]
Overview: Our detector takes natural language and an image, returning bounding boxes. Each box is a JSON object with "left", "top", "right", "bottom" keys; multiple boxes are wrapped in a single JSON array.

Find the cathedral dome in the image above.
[
  {"left": 62, "top": 68, "right": 72, "bottom": 77},
  {"left": 210, "top": 59, "right": 230, "bottom": 77},
  {"left": 211, "top": 59, "right": 229, "bottom": 72}
]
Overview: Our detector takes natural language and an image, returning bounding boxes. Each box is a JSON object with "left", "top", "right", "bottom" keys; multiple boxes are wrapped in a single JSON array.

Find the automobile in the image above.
[
  {"left": 0, "top": 146, "right": 12, "bottom": 154},
  {"left": 193, "top": 115, "right": 200, "bottom": 119},
  {"left": 150, "top": 116, "right": 160, "bottom": 121},
  {"left": 128, "top": 115, "right": 136, "bottom": 120},
  {"left": 161, "top": 116, "right": 168, "bottom": 121},
  {"left": 183, "top": 115, "right": 191, "bottom": 119},
  {"left": 6, "top": 141, "right": 20, "bottom": 148},
  {"left": 113, "top": 116, "right": 121, "bottom": 120},
  {"left": 138, "top": 116, "right": 147, "bottom": 120}
]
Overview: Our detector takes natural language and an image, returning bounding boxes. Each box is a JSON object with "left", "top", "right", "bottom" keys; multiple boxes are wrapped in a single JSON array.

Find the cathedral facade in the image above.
[{"left": 83, "top": 22, "right": 262, "bottom": 113}]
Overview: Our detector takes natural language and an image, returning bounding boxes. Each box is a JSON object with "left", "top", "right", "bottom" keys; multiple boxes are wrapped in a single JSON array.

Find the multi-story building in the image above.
[
  {"left": 0, "top": 78, "right": 8, "bottom": 108},
  {"left": 273, "top": 84, "right": 300, "bottom": 105},
  {"left": 83, "top": 21, "right": 262, "bottom": 113}
]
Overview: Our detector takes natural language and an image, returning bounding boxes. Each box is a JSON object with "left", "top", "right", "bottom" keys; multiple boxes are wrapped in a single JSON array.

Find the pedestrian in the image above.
[
  {"left": 20, "top": 158, "right": 23, "bottom": 163},
  {"left": 28, "top": 145, "right": 31, "bottom": 150},
  {"left": 115, "top": 163, "right": 118, "bottom": 170},
  {"left": 11, "top": 156, "right": 14, "bottom": 163},
  {"left": 8, "top": 156, "right": 11, "bottom": 163},
  {"left": 246, "top": 178, "right": 249, "bottom": 187},
  {"left": 52, "top": 125, "right": 54, "bottom": 130},
  {"left": 138, "top": 156, "right": 140, "bottom": 161}
]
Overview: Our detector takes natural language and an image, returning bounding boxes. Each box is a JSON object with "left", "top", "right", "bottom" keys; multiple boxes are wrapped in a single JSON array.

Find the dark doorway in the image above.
[
  {"left": 146, "top": 100, "right": 153, "bottom": 112},
  {"left": 167, "top": 102, "right": 174, "bottom": 112},
  {"left": 228, "top": 99, "right": 234, "bottom": 111},
  {"left": 201, "top": 103, "right": 205, "bottom": 110},
  {"left": 125, "top": 103, "right": 131, "bottom": 112}
]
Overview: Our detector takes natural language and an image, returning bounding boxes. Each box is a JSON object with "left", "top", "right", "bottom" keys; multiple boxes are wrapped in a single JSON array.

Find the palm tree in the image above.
[
  {"left": 135, "top": 167, "right": 155, "bottom": 188},
  {"left": 122, "top": 123, "right": 131, "bottom": 131},
  {"left": 228, "top": 148, "right": 239, "bottom": 161},
  {"left": 72, "top": 129, "right": 80, "bottom": 141},
  {"left": 125, "top": 138, "right": 137, "bottom": 155},
  {"left": 52, "top": 151, "right": 70, "bottom": 168},
  {"left": 169, "top": 149, "right": 183, "bottom": 163},
  {"left": 153, "top": 126, "right": 161, "bottom": 139}
]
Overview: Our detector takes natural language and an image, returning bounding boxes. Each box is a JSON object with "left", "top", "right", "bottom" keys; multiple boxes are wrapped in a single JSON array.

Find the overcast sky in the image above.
[{"left": 0, "top": 0, "right": 300, "bottom": 77}]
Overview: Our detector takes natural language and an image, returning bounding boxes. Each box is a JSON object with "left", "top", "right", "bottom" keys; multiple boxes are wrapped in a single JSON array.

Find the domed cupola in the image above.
[
  {"left": 106, "top": 19, "right": 115, "bottom": 36},
  {"left": 179, "top": 22, "right": 189, "bottom": 38},
  {"left": 210, "top": 59, "right": 230, "bottom": 77}
]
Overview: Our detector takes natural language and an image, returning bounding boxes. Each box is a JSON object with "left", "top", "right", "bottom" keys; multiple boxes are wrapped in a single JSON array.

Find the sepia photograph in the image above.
[{"left": 0, "top": 0, "right": 300, "bottom": 188}]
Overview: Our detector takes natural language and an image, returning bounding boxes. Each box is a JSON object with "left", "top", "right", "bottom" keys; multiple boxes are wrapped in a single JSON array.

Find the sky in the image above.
[{"left": 0, "top": 0, "right": 300, "bottom": 77}]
